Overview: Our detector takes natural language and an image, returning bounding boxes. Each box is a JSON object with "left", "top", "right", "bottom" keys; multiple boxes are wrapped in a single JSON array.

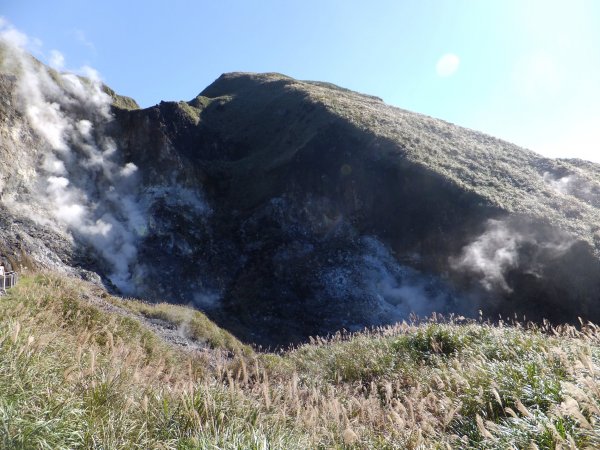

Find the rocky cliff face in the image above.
[{"left": 2, "top": 41, "right": 600, "bottom": 346}]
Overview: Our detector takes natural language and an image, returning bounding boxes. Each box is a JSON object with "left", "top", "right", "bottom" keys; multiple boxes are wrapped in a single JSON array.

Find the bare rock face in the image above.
[{"left": 2, "top": 43, "right": 600, "bottom": 346}]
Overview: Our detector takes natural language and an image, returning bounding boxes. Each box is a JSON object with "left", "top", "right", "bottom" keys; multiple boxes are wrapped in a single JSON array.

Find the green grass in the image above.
[
  {"left": 102, "top": 84, "right": 140, "bottom": 110},
  {"left": 299, "top": 72, "right": 600, "bottom": 247},
  {"left": 177, "top": 101, "right": 201, "bottom": 123},
  {"left": 1, "top": 272, "right": 600, "bottom": 448},
  {"left": 116, "top": 298, "right": 252, "bottom": 356}
]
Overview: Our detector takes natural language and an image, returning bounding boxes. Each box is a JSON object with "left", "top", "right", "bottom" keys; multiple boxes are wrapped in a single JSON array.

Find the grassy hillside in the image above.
[
  {"left": 199, "top": 73, "right": 600, "bottom": 248},
  {"left": 1, "top": 273, "right": 600, "bottom": 448}
]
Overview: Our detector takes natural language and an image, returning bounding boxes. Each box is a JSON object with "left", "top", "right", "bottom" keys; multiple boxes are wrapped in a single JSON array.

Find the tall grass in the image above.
[{"left": 1, "top": 272, "right": 600, "bottom": 448}]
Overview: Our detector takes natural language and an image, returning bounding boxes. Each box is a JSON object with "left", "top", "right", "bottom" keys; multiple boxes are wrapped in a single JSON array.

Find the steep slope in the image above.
[
  {"left": 112, "top": 72, "right": 600, "bottom": 344},
  {"left": 2, "top": 40, "right": 600, "bottom": 346}
]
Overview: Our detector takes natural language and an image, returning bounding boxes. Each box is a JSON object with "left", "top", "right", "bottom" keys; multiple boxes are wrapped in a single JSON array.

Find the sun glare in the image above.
[{"left": 435, "top": 53, "right": 460, "bottom": 77}]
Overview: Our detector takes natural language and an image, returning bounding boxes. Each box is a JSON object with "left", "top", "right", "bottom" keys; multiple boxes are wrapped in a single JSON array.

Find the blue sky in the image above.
[{"left": 3, "top": 1, "right": 600, "bottom": 162}]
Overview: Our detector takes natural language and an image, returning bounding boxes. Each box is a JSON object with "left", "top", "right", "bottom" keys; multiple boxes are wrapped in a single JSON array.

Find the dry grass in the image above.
[{"left": 1, "top": 272, "right": 600, "bottom": 448}]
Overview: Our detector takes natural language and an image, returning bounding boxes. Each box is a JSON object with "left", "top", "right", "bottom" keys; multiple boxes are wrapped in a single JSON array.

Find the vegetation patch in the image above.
[
  {"left": 1, "top": 273, "right": 600, "bottom": 448},
  {"left": 118, "top": 299, "right": 252, "bottom": 355}
]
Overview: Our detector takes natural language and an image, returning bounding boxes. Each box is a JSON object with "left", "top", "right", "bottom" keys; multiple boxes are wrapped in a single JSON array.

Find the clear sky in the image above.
[{"left": 3, "top": 0, "right": 600, "bottom": 162}]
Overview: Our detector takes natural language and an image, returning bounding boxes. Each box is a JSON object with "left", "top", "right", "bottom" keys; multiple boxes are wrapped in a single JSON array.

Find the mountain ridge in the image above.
[{"left": 1, "top": 44, "right": 600, "bottom": 346}]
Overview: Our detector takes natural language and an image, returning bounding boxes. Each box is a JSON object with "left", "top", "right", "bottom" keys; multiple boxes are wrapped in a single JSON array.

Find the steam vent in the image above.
[{"left": 2, "top": 43, "right": 600, "bottom": 347}]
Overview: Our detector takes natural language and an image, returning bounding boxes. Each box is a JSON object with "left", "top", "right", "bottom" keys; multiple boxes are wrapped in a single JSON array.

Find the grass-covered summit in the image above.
[
  {"left": 1, "top": 272, "right": 600, "bottom": 448},
  {"left": 3, "top": 47, "right": 600, "bottom": 345}
]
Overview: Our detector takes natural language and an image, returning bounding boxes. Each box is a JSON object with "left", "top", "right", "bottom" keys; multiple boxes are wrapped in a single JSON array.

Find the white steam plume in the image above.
[
  {"left": 451, "top": 220, "right": 522, "bottom": 291},
  {"left": 543, "top": 172, "right": 573, "bottom": 195},
  {"left": 452, "top": 219, "right": 574, "bottom": 292},
  {"left": 49, "top": 50, "right": 65, "bottom": 70},
  {"left": 321, "top": 236, "right": 459, "bottom": 326},
  {"left": 0, "top": 19, "right": 145, "bottom": 293},
  {"left": 542, "top": 171, "right": 600, "bottom": 206}
]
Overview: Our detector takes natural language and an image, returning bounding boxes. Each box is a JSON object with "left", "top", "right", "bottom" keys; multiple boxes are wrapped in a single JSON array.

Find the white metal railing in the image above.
[{"left": 1, "top": 271, "right": 17, "bottom": 292}]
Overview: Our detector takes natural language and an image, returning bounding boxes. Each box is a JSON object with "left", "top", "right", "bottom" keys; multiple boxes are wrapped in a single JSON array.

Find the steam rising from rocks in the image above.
[
  {"left": 1, "top": 21, "right": 144, "bottom": 292},
  {"left": 542, "top": 171, "right": 600, "bottom": 206},
  {"left": 543, "top": 172, "right": 573, "bottom": 195},
  {"left": 452, "top": 219, "right": 574, "bottom": 293},
  {"left": 321, "top": 236, "right": 459, "bottom": 324},
  {"left": 3, "top": 19, "right": 597, "bottom": 345},
  {"left": 452, "top": 220, "right": 522, "bottom": 291}
]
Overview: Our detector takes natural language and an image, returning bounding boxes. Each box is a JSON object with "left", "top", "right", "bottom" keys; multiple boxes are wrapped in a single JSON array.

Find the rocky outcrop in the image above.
[{"left": 2, "top": 44, "right": 600, "bottom": 346}]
